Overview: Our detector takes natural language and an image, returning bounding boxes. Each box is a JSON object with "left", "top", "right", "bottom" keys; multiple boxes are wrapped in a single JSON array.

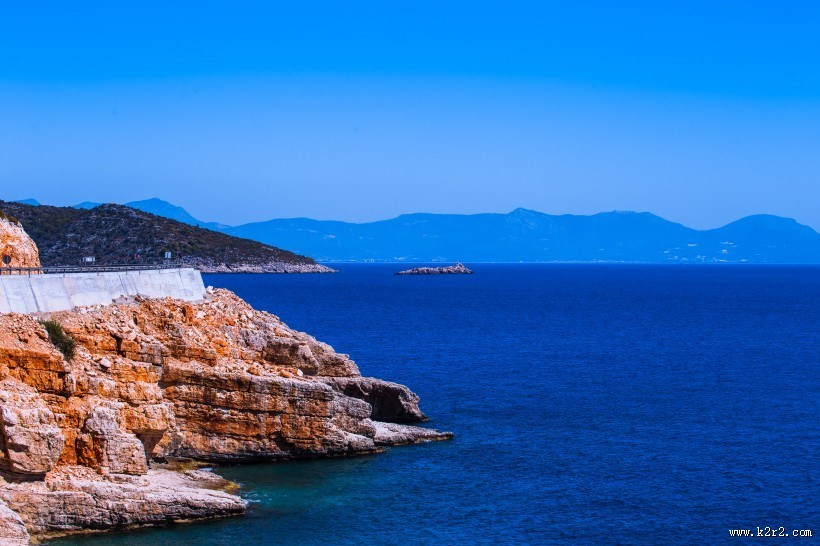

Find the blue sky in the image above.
[{"left": 1, "top": 1, "right": 819, "bottom": 229}]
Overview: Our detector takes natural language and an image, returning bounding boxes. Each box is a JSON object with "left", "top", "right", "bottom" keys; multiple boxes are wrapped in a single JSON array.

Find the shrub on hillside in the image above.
[
  {"left": 0, "top": 210, "right": 19, "bottom": 224},
  {"left": 41, "top": 320, "right": 76, "bottom": 360}
]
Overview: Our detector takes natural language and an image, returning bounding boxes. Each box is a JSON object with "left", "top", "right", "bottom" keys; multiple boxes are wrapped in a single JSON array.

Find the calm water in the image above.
[{"left": 50, "top": 265, "right": 819, "bottom": 545}]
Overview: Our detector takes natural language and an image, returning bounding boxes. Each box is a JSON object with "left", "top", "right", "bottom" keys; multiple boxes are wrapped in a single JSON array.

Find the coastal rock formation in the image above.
[
  {"left": 0, "top": 288, "right": 451, "bottom": 542},
  {"left": 194, "top": 261, "right": 337, "bottom": 274},
  {"left": 0, "top": 379, "right": 64, "bottom": 475},
  {"left": 0, "top": 218, "right": 40, "bottom": 270},
  {"left": 396, "top": 262, "right": 473, "bottom": 275},
  {"left": 0, "top": 466, "right": 245, "bottom": 539},
  {"left": 321, "top": 376, "right": 427, "bottom": 422},
  {"left": 0, "top": 498, "right": 28, "bottom": 545}
]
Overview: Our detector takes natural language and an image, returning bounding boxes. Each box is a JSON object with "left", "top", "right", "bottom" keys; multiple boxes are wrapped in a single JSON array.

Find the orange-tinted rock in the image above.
[
  {"left": 0, "top": 218, "right": 40, "bottom": 270},
  {"left": 0, "top": 288, "right": 450, "bottom": 542},
  {"left": 0, "top": 379, "right": 64, "bottom": 475},
  {"left": 0, "top": 315, "right": 69, "bottom": 395},
  {"left": 75, "top": 399, "right": 149, "bottom": 475},
  {"left": 0, "top": 499, "right": 28, "bottom": 545}
]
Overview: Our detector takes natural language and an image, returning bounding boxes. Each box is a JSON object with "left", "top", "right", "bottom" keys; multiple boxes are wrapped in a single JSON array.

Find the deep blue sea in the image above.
[{"left": 50, "top": 265, "right": 819, "bottom": 545}]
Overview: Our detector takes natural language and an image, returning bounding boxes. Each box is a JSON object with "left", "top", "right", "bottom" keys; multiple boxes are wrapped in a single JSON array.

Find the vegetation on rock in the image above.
[
  {"left": 0, "top": 210, "right": 19, "bottom": 224},
  {"left": 40, "top": 320, "right": 76, "bottom": 360}
]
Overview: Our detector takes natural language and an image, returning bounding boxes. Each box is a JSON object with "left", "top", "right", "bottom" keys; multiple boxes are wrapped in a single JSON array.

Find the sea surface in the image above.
[{"left": 50, "top": 265, "right": 819, "bottom": 545}]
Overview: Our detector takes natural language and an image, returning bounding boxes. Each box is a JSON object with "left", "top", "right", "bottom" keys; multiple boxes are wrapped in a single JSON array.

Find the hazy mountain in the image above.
[
  {"left": 10, "top": 196, "right": 819, "bottom": 263},
  {"left": 14, "top": 197, "right": 227, "bottom": 228},
  {"left": 73, "top": 201, "right": 102, "bottom": 209},
  {"left": 123, "top": 198, "right": 230, "bottom": 231},
  {"left": 223, "top": 208, "right": 820, "bottom": 263},
  {"left": 125, "top": 198, "right": 205, "bottom": 226}
]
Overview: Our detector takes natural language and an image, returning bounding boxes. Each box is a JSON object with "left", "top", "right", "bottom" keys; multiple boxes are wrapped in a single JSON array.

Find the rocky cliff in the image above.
[
  {"left": 0, "top": 289, "right": 451, "bottom": 543},
  {"left": 0, "top": 218, "right": 40, "bottom": 270}
]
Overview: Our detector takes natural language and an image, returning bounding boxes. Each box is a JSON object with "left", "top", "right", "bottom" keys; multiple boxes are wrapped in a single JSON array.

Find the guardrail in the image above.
[{"left": 0, "top": 263, "right": 183, "bottom": 275}]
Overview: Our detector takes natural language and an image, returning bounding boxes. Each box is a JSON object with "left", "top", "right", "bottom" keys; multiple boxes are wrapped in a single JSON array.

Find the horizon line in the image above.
[{"left": 3, "top": 197, "right": 818, "bottom": 235}]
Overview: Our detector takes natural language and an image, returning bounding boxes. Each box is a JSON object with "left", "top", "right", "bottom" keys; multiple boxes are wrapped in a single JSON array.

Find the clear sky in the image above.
[{"left": 1, "top": 1, "right": 819, "bottom": 229}]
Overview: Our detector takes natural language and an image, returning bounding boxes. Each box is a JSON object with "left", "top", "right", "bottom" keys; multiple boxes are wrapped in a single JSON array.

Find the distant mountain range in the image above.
[
  {"left": 224, "top": 209, "right": 820, "bottom": 263},
  {"left": 13, "top": 197, "right": 228, "bottom": 230},
  {"left": 12, "top": 198, "right": 820, "bottom": 263},
  {"left": 118, "top": 198, "right": 230, "bottom": 231},
  {"left": 62, "top": 198, "right": 229, "bottom": 231}
]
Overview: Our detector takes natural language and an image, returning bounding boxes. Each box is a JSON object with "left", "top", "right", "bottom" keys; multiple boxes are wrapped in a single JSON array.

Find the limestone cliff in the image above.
[
  {"left": 0, "top": 289, "right": 451, "bottom": 542},
  {"left": 0, "top": 218, "right": 40, "bottom": 270}
]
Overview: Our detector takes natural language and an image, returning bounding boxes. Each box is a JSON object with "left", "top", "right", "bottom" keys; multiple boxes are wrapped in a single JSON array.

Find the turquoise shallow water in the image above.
[{"left": 49, "top": 265, "right": 819, "bottom": 545}]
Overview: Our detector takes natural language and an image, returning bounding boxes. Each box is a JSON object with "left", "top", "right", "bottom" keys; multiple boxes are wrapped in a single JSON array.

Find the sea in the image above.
[{"left": 49, "top": 264, "right": 819, "bottom": 545}]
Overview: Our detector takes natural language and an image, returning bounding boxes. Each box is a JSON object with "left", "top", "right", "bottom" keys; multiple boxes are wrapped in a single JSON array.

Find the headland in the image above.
[{"left": 0, "top": 218, "right": 451, "bottom": 544}]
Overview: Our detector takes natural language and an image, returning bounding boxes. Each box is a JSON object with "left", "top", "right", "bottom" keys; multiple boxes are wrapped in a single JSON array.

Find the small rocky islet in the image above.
[{"left": 395, "top": 262, "right": 473, "bottom": 275}]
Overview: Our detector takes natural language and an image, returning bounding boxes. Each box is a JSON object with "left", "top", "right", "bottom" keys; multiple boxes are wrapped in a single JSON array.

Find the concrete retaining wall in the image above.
[{"left": 0, "top": 268, "right": 206, "bottom": 314}]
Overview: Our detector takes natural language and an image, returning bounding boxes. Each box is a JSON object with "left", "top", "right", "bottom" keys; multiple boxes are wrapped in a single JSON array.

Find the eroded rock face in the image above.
[
  {"left": 321, "top": 376, "right": 427, "bottom": 423},
  {"left": 0, "top": 466, "right": 245, "bottom": 538},
  {"left": 0, "top": 219, "right": 40, "bottom": 270},
  {"left": 0, "top": 498, "right": 29, "bottom": 545},
  {"left": 0, "top": 288, "right": 451, "bottom": 542},
  {"left": 0, "top": 379, "right": 64, "bottom": 475}
]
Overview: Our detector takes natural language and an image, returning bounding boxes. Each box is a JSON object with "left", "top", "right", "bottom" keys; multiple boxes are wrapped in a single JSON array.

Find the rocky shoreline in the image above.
[
  {"left": 0, "top": 467, "right": 245, "bottom": 544},
  {"left": 0, "top": 217, "right": 449, "bottom": 543},
  {"left": 191, "top": 260, "right": 337, "bottom": 274},
  {"left": 396, "top": 262, "right": 473, "bottom": 275},
  {"left": 0, "top": 287, "right": 450, "bottom": 543}
]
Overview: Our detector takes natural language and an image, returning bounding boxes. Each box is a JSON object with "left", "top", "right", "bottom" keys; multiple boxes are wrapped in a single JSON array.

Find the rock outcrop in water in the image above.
[
  {"left": 396, "top": 262, "right": 473, "bottom": 275},
  {"left": 0, "top": 287, "right": 451, "bottom": 543}
]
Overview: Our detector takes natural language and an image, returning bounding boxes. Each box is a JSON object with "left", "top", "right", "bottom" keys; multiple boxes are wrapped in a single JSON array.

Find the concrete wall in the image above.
[{"left": 0, "top": 268, "right": 205, "bottom": 314}]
